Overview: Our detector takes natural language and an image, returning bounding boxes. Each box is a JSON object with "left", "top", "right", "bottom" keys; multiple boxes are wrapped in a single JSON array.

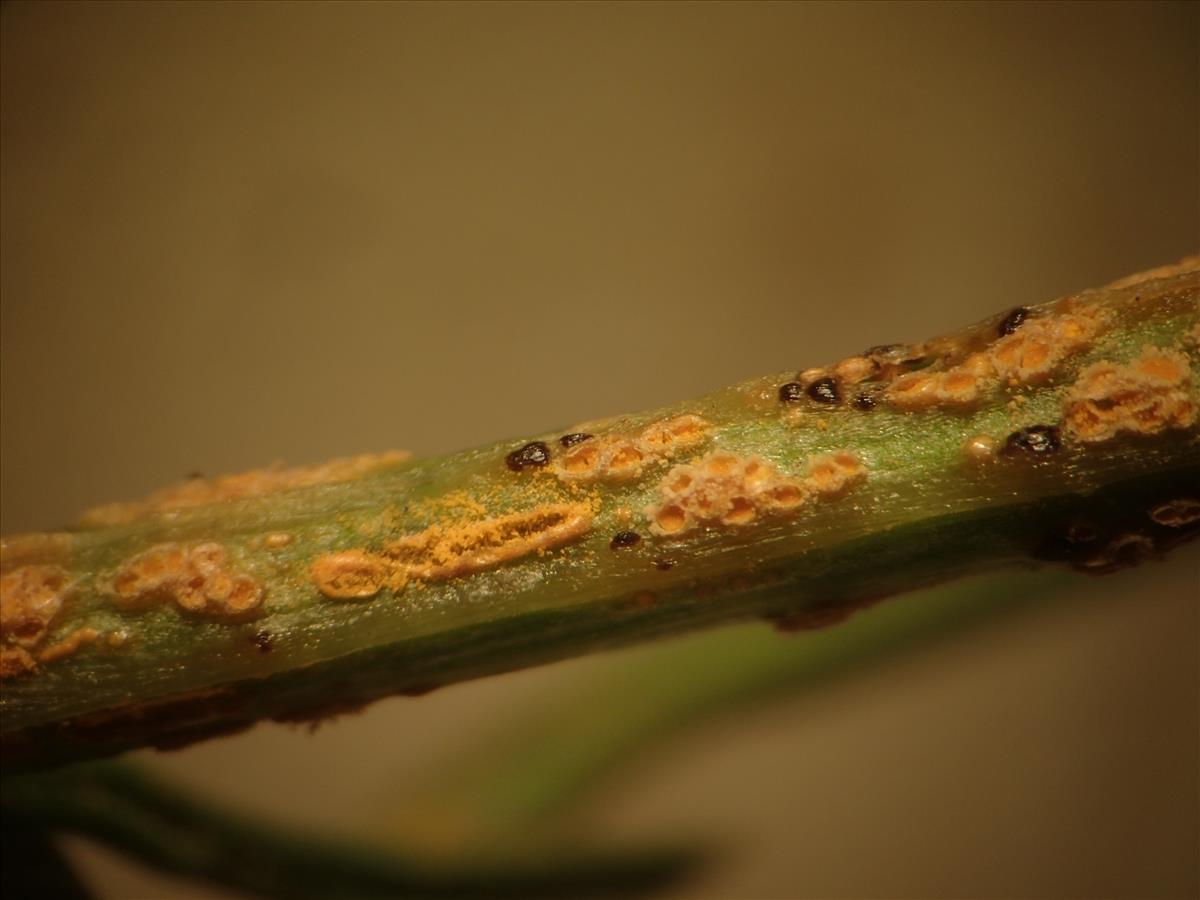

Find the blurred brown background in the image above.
[{"left": 2, "top": 2, "right": 1197, "bottom": 897}]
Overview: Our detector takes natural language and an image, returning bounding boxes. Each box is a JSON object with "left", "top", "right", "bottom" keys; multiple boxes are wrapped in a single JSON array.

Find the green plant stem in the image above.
[{"left": 2, "top": 262, "right": 1197, "bottom": 768}]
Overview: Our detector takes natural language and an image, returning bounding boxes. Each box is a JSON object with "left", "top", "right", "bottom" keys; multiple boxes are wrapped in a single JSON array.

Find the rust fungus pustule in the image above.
[
  {"left": 832, "top": 356, "right": 878, "bottom": 385},
  {"left": 645, "top": 449, "right": 866, "bottom": 537},
  {"left": 311, "top": 550, "right": 387, "bottom": 600},
  {"left": 312, "top": 501, "right": 595, "bottom": 599},
  {"left": 506, "top": 442, "right": 551, "bottom": 472},
  {"left": 79, "top": 451, "right": 411, "bottom": 527},
  {"left": 38, "top": 627, "right": 100, "bottom": 664},
  {"left": 384, "top": 502, "right": 594, "bottom": 581},
  {"left": 1, "top": 564, "right": 73, "bottom": 678},
  {"left": 803, "top": 450, "right": 868, "bottom": 496},
  {"left": 645, "top": 451, "right": 798, "bottom": 534},
  {"left": 1062, "top": 345, "right": 1196, "bottom": 443},
  {"left": 104, "top": 543, "right": 264, "bottom": 620},
  {"left": 1, "top": 565, "right": 71, "bottom": 649},
  {"left": 886, "top": 305, "right": 1111, "bottom": 411},
  {"left": 553, "top": 414, "right": 710, "bottom": 484}
]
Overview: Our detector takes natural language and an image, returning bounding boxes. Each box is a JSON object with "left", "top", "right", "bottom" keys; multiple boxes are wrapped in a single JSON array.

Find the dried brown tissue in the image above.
[
  {"left": 78, "top": 450, "right": 411, "bottom": 527},
  {"left": 647, "top": 449, "right": 866, "bottom": 537},
  {"left": 312, "top": 501, "right": 595, "bottom": 600}
]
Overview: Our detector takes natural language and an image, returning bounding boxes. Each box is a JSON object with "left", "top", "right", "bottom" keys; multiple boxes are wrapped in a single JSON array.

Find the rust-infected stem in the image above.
[{"left": 2, "top": 259, "right": 1198, "bottom": 769}]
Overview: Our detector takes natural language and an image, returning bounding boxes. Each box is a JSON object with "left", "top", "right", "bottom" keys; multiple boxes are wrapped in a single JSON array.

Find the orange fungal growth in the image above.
[
  {"left": 104, "top": 543, "right": 265, "bottom": 620},
  {"left": 885, "top": 307, "right": 1110, "bottom": 411},
  {"left": 1, "top": 565, "right": 71, "bottom": 651},
  {"left": 554, "top": 415, "right": 710, "bottom": 484},
  {"left": 831, "top": 355, "right": 878, "bottom": 385},
  {"left": 646, "top": 449, "right": 866, "bottom": 537},
  {"left": 1, "top": 565, "right": 79, "bottom": 679},
  {"left": 1062, "top": 345, "right": 1196, "bottom": 443},
  {"left": 79, "top": 450, "right": 412, "bottom": 527},
  {"left": 639, "top": 414, "right": 708, "bottom": 450},
  {"left": 313, "top": 501, "right": 595, "bottom": 600},
  {"left": 803, "top": 450, "right": 868, "bottom": 497},
  {"left": 38, "top": 627, "right": 100, "bottom": 664},
  {"left": 382, "top": 502, "right": 594, "bottom": 583},
  {"left": 888, "top": 368, "right": 987, "bottom": 409},
  {"left": 311, "top": 550, "right": 388, "bottom": 600}
]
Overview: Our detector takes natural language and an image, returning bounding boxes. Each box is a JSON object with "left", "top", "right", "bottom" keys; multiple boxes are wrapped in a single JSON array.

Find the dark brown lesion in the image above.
[
  {"left": 1033, "top": 491, "right": 1200, "bottom": 575},
  {"left": 997, "top": 306, "right": 1030, "bottom": 336},
  {"left": 609, "top": 531, "right": 641, "bottom": 550},
  {"left": 1001, "top": 425, "right": 1062, "bottom": 456},
  {"left": 805, "top": 377, "right": 841, "bottom": 406},
  {"left": 505, "top": 441, "right": 552, "bottom": 471}
]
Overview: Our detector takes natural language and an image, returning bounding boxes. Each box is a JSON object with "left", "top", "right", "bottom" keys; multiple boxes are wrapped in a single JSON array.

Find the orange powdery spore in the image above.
[
  {"left": 78, "top": 450, "right": 412, "bottom": 527},
  {"left": 312, "top": 501, "right": 595, "bottom": 601},
  {"left": 1062, "top": 345, "right": 1196, "bottom": 443},
  {"left": 103, "top": 543, "right": 265, "bottom": 621},
  {"left": 554, "top": 415, "right": 709, "bottom": 484},
  {"left": 886, "top": 306, "right": 1109, "bottom": 411},
  {"left": 646, "top": 450, "right": 866, "bottom": 537}
]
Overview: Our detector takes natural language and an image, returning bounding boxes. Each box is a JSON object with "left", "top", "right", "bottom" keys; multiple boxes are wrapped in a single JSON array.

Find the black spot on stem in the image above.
[{"left": 506, "top": 442, "right": 551, "bottom": 471}]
